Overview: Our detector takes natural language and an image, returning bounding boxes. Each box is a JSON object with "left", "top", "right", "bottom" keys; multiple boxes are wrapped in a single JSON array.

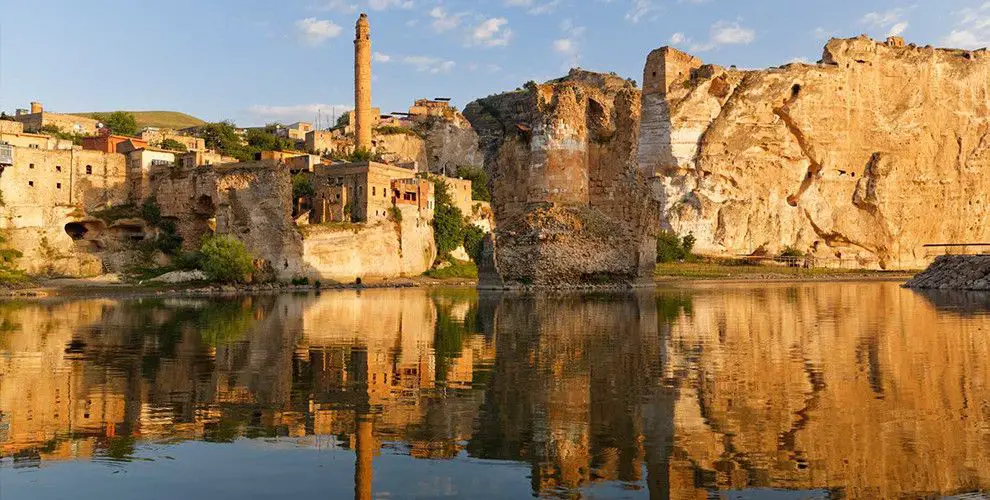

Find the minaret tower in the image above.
[{"left": 354, "top": 13, "right": 373, "bottom": 153}]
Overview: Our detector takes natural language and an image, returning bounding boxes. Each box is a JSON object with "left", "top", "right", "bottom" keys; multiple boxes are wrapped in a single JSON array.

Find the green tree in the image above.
[
  {"left": 199, "top": 121, "right": 252, "bottom": 161},
  {"left": 94, "top": 111, "right": 138, "bottom": 136},
  {"left": 432, "top": 178, "right": 465, "bottom": 261},
  {"left": 292, "top": 174, "right": 315, "bottom": 199},
  {"left": 160, "top": 138, "right": 188, "bottom": 152},
  {"left": 0, "top": 234, "right": 26, "bottom": 284},
  {"left": 457, "top": 165, "right": 491, "bottom": 202},
  {"left": 462, "top": 224, "right": 486, "bottom": 264},
  {"left": 38, "top": 124, "right": 84, "bottom": 145},
  {"left": 656, "top": 231, "right": 695, "bottom": 263},
  {"left": 199, "top": 235, "right": 254, "bottom": 283}
]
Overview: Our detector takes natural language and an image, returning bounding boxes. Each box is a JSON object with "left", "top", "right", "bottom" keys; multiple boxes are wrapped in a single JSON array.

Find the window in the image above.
[
  {"left": 372, "top": 186, "right": 376, "bottom": 196},
  {"left": 56, "top": 165, "right": 61, "bottom": 172},
  {"left": 85, "top": 165, "right": 92, "bottom": 175},
  {"left": 28, "top": 181, "right": 34, "bottom": 187},
  {"left": 56, "top": 182, "right": 61, "bottom": 189},
  {"left": 29, "top": 163, "right": 34, "bottom": 169}
]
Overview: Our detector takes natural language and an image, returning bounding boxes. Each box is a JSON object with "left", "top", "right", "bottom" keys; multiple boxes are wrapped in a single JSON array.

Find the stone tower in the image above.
[{"left": 354, "top": 13, "right": 373, "bottom": 152}]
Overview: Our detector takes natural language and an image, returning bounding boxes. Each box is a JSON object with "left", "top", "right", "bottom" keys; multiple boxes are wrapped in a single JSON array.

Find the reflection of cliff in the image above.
[
  {"left": 664, "top": 283, "right": 990, "bottom": 498},
  {"left": 469, "top": 292, "right": 676, "bottom": 497}
]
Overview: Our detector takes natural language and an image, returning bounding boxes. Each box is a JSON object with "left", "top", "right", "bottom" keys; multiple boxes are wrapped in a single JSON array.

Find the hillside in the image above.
[{"left": 70, "top": 111, "right": 206, "bottom": 130}]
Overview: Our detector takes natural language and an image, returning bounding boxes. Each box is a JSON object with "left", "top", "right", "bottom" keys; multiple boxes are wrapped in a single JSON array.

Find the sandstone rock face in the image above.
[
  {"left": 640, "top": 37, "right": 990, "bottom": 269},
  {"left": 465, "top": 70, "right": 657, "bottom": 287},
  {"left": 416, "top": 113, "right": 485, "bottom": 174},
  {"left": 299, "top": 205, "right": 436, "bottom": 282}
]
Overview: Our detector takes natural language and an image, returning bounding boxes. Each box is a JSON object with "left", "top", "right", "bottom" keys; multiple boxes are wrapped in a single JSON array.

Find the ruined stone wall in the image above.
[
  {"left": 464, "top": 70, "right": 656, "bottom": 287},
  {"left": 641, "top": 36, "right": 990, "bottom": 269},
  {"left": 0, "top": 147, "right": 128, "bottom": 276}
]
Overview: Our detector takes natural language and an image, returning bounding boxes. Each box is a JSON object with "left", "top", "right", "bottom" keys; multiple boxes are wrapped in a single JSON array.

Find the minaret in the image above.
[{"left": 354, "top": 13, "right": 373, "bottom": 153}]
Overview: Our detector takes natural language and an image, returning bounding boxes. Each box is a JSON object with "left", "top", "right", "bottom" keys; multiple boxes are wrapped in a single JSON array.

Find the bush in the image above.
[
  {"left": 657, "top": 231, "right": 695, "bottom": 263},
  {"left": 431, "top": 178, "right": 465, "bottom": 260},
  {"left": 462, "top": 224, "right": 486, "bottom": 264},
  {"left": 425, "top": 260, "right": 478, "bottom": 279},
  {"left": 0, "top": 235, "right": 26, "bottom": 285},
  {"left": 375, "top": 125, "right": 421, "bottom": 138},
  {"left": 388, "top": 205, "right": 403, "bottom": 223},
  {"left": 292, "top": 174, "right": 315, "bottom": 199},
  {"left": 160, "top": 138, "right": 188, "bottom": 152},
  {"left": 457, "top": 165, "right": 490, "bottom": 202},
  {"left": 199, "top": 236, "right": 254, "bottom": 283},
  {"left": 779, "top": 246, "right": 805, "bottom": 258},
  {"left": 291, "top": 277, "right": 310, "bottom": 286}
]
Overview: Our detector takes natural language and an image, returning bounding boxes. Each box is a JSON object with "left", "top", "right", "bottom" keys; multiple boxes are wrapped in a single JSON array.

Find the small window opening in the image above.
[
  {"left": 85, "top": 165, "right": 92, "bottom": 175},
  {"left": 28, "top": 181, "right": 34, "bottom": 187}
]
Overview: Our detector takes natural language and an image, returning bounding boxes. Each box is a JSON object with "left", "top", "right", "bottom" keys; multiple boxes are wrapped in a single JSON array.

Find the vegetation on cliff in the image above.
[
  {"left": 0, "top": 234, "right": 27, "bottom": 285},
  {"left": 92, "top": 111, "right": 138, "bottom": 136},
  {"left": 431, "top": 178, "right": 465, "bottom": 261},
  {"left": 456, "top": 165, "right": 490, "bottom": 202}
]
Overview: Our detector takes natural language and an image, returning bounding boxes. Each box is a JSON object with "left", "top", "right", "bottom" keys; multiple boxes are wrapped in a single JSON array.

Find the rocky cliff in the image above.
[
  {"left": 465, "top": 70, "right": 657, "bottom": 287},
  {"left": 640, "top": 36, "right": 990, "bottom": 269}
]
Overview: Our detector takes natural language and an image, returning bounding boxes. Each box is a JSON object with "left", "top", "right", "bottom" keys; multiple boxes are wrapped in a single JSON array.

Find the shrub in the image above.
[
  {"left": 292, "top": 174, "right": 315, "bottom": 199},
  {"left": 425, "top": 260, "right": 478, "bottom": 279},
  {"left": 291, "top": 276, "right": 310, "bottom": 286},
  {"left": 462, "top": 224, "right": 486, "bottom": 264},
  {"left": 779, "top": 246, "right": 805, "bottom": 258},
  {"left": 457, "top": 165, "right": 490, "bottom": 202},
  {"left": 160, "top": 138, "right": 188, "bottom": 152},
  {"left": 388, "top": 205, "right": 403, "bottom": 223},
  {"left": 0, "top": 234, "right": 26, "bottom": 285},
  {"left": 431, "top": 178, "right": 465, "bottom": 260},
  {"left": 375, "top": 125, "right": 421, "bottom": 138},
  {"left": 199, "top": 236, "right": 254, "bottom": 283},
  {"left": 656, "top": 231, "right": 696, "bottom": 263}
]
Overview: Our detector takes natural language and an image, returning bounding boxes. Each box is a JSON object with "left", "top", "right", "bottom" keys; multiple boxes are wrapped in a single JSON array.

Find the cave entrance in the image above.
[
  {"left": 194, "top": 194, "right": 216, "bottom": 216},
  {"left": 65, "top": 222, "right": 88, "bottom": 241}
]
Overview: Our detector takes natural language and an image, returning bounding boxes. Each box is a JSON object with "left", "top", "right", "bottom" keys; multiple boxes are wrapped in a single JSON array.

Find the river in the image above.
[{"left": 1, "top": 282, "right": 988, "bottom": 499}]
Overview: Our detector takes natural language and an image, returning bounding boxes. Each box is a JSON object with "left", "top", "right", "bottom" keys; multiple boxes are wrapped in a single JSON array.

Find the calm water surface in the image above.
[{"left": 2, "top": 283, "right": 990, "bottom": 499}]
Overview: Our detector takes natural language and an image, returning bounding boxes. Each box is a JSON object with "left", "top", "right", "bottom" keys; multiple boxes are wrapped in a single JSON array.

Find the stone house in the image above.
[
  {"left": 139, "top": 127, "right": 206, "bottom": 152},
  {"left": 13, "top": 102, "right": 100, "bottom": 135},
  {"left": 127, "top": 148, "right": 175, "bottom": 201},
  {"left": 178, "top": 150, "right": 236, "bottom": 168},
  {"left": 81, "top": 131, "right": 148, "bottom": 154},
  {"left": 311, "top": 161, "right": 422, "bottom": 223},
  {"left": 276, "top": 122, "right": 313, "bottom": 141},
  {"left": 0, "top": 120, "right": 73, "bottom": 150}
]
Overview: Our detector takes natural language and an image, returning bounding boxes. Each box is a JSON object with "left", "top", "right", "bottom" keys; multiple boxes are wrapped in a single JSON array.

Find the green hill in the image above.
[{"left": 70, "top": 111, "right": 206, "bottom": 130}]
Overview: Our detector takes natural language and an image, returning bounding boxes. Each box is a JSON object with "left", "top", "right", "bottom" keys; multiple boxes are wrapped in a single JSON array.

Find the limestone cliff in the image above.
[
  {"left": 465, "top": 70, "right": 657, "bottom": 287},
  {"left": 415, "top": 112, "right": 485, "bottom": 174},
  {"left": 640, "top": 36, "right": 990, "bottom": 269}
]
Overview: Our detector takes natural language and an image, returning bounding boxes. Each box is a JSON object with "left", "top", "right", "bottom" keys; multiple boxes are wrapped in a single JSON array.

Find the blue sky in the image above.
[{"left": 2, "top": 0, "right": 988, "bottom": 127}]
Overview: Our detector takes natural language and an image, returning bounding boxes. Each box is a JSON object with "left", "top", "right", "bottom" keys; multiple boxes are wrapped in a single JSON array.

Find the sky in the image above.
[{"left": 2, "top": 0, "right": 988, "bottom": 127}]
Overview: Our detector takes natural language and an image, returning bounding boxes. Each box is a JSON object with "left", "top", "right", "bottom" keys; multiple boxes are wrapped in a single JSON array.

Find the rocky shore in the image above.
[{"left": 903, "top": 255, "right": 990, "bottom": 290}]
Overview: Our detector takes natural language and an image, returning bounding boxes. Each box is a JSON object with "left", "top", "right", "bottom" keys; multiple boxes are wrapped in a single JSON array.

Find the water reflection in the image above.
[{"left": 2, "top": 284, "right": 990, "bottom": 498}]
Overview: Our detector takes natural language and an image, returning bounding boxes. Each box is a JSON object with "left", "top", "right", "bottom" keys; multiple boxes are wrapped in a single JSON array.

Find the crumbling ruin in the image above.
[{"left": 465, "top": 70, "right": 657, "bottom": 287}]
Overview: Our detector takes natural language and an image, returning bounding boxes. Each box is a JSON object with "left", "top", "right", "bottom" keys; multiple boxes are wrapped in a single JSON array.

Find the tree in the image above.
[
  {"left": 457, "top": 165, "right": 490, "bottom": 202},
  {"left": 431, "top": 178, "right": 465, "bottom": 260},
  {"left": 199, "top": 121, "right": 252, "bottom": 161},
  {"left": 292, "top": 174, "right": 315, "bottom": 199},
  {"left": 160, "top": 138, "right": 188, "bottom": 152},
  {"left": 200, "top": 235, "right": 255, "bottom": 283},
  {"left": 94, "top": 111, "right": 138, "bottom": 136},
  {"left": 462, "top": 224, "right": 486, "bottom": 264},
  {"left": 0, "top": 234, "right": 26, "bottom": 284}
]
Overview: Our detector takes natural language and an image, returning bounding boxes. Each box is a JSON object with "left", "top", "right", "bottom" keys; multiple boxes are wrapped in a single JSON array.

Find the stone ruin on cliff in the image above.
[{"left": 465, "top": 70, "right": 658, "bottom": 287}]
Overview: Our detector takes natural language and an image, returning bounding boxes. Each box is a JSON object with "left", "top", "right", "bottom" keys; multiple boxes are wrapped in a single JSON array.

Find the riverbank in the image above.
[{"left": 0, "top": 262, "right": 920, "bottom": 299}]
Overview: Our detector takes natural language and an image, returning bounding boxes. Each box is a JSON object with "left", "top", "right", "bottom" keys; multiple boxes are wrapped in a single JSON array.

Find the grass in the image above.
[
  {"left": 425, "top": 260, "right": 478, "bottom": 280},
  {"left": 654, "top": 261, "right": 913, "bottom": 280},
  {"left": 70, "top": 111, "right": 205, "bottom": 130}
]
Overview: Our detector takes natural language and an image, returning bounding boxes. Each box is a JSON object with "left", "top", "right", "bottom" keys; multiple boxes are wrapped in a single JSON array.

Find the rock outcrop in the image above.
[
  {"left": 415, "top": 113, "right": 485, "bottom": 175},
  {"left": 904, "top": 254, "right": 990, "bottom": 289},
  {"left": 465, "top": 70, "right": 657, "bottom": 287},
  {"left": 640, "top": 36, "right": 990, "bottom": 269}
]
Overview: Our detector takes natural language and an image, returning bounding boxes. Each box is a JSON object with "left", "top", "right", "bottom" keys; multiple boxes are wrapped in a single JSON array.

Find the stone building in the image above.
[
  {"left": 13, "top": 102, "right": 100, "bottom": 135},
  {"left": 81, "top": 131, "right": 148, "bottom": 154},
  {"left": 305, "top": 130, "right": 337, "bottom": 155},
  {"left": 127, "top": 147, "right": 175, "bottom": 201},
  {"left": 311, "top": 161, "right": 425, "bottom": 223},
  {"left": 275, "top": 122, "right": 313, "bottom": 141},
  {"left": 177, "top": 150, "right": 237, "bottom": 168},
  {"left": 0, "top": 120, "right": 73, "bottom": 150},
  {"left": 139, "top": 127, "right": 206, "bottom": 152},
  {"left": 408, "top": 99, "right": 454, "bottom": 120}
]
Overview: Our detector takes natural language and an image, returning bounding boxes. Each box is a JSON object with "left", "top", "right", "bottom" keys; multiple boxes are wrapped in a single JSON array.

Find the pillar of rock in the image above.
[{"left": 354, "top": 13, "right": 373, "bottom": 152}]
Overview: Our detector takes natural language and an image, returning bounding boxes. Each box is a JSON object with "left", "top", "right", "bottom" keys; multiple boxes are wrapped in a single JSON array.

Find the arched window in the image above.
[{"left": 85, "top": 165, "right": 92, "bottom": 175}]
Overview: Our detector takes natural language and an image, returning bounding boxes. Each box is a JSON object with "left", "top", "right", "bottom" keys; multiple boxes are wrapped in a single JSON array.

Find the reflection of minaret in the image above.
[
  {"left": 354, "top": 13, "right": 373, "bottom": 152},
  {"left": 354, "top": 413, "right": 374, "bottom": 500}
]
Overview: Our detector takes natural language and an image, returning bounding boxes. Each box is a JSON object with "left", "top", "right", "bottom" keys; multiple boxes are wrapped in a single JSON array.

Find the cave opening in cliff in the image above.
[
  {"left": 65, "top": 222, "right": 88, "bottom": 241},
  {"left": 791, "top": 84, "right": 802, "bottom": 97}
]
